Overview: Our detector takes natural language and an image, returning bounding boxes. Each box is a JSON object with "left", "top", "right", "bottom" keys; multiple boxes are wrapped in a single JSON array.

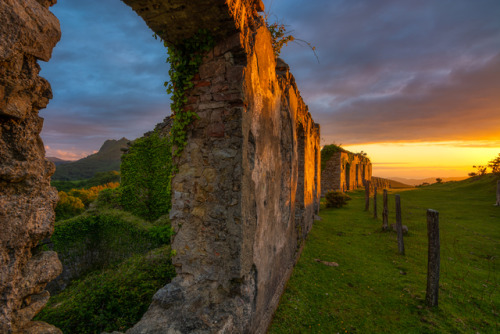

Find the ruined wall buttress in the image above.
[
  {"left": 321, "top": 151, "right": 372, "bottom": 195},
  {"left": 0, "top": 0, "right": 63, "bottom": 333}
]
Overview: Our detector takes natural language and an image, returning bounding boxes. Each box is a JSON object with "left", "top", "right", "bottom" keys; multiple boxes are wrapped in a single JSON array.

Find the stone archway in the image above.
[
  {"left": 0, "top": 0, "right": 321, "bottom": 332},
  {"left": 345, "top": 163, "right": 351, "bottom": 191}
]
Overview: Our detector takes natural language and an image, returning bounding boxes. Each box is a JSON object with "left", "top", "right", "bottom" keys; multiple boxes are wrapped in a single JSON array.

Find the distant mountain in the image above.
[
  {"left": 52, "top": 138, "right": 129, "bottom": 181},
  {"left": 390, "top": 176, "right": 468, "bottom": 186},
  {"left": 47, "top": 157, "right": 71, "bottom": 166}
]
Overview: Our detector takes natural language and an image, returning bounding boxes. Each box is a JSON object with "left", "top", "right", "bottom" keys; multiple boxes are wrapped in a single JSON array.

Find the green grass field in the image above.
[{"left": 269, "top": 175, "right": 499, "bottom": 333}]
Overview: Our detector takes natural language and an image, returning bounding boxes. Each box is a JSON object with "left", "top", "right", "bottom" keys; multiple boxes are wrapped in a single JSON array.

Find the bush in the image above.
[
  {"left": 55, "top": 192, "right": 85, "bottom": 220},
  {"left": 54, "top": 182, "right": 120, "bottom": 221},
  {"left": 95, "top": 187, "right": 122, "bottom": 209},
  {"left": 35, "top": 246, "right": 176, "bottom": 334},
  {"left": 325, "top": 191, "right": 351, "bottom": 208},
  {"left": 49, "top": 209, "right": 174, "bottom": 290}
]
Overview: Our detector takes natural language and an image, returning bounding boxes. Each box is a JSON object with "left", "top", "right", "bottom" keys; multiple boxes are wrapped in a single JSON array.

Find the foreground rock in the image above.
[{"left": 0, "top": 0, "right": 62, "bottom": 332}]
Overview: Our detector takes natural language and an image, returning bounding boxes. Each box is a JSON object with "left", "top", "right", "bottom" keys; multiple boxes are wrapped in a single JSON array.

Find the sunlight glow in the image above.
[{"left": 343, "top": 141, "right": 500, "bottom": 179}]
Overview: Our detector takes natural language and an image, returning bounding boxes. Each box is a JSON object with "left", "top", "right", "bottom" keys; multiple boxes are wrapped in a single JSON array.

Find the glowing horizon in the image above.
[{"left": 342, "top": 141, "right": 500, "bottom": 179}]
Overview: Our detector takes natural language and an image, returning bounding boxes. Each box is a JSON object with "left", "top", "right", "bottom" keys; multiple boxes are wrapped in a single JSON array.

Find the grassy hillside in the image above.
[
  {"left": 52, "top": 138, "right": 129, "bottom": 181},
  {"left": 270, "top": 174, "right": 499, "bottom": 333},
  {"left": 391, "top": 176, "right": 468, "bottom": 186},
  {"left": 47, "top": 157, "right": 71, "bottom": 166}
]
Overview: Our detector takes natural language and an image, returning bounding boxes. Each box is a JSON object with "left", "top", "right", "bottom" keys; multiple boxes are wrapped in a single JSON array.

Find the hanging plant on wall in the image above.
[{"left": 158, "top": 30, "right": 215, "bottom": 156}]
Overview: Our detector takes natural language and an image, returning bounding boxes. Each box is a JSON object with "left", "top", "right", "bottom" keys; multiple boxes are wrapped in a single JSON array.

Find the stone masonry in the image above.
[
  {"left": 1, "top": 0, "right": 321, "bottom": 333},
  {"left": 321, "top": 149, "right": 371, "bottom": 195},
  {"left": 126, "top": 3, "right": 321, "bottom": 332}
]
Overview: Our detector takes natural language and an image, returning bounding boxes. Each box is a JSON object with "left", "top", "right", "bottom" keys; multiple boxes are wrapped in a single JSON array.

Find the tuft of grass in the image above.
[{"left": 270, "top": 174, "right": 499, "bottom": 333}]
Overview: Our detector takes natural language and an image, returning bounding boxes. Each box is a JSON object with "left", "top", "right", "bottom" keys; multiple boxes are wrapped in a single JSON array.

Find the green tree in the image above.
[
  {"left": 472, "top": 165, "right": 487, "bottom": 176},
  {"left": 488, "top": 153, "right": 500, "bottom": 175},
  {"left": 120, "top": 131, "right": 172, "bottom": 221}
]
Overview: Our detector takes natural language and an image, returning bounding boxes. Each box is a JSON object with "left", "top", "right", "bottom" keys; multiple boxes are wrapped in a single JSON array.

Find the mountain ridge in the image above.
[{"left": 51, "top": 138, "right": 129, "bottom": 181}]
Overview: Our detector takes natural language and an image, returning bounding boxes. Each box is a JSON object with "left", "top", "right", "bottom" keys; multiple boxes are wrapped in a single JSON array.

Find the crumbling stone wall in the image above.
[
  {"left": 127, "top": 7, "right": 321, "bottom": 333},
  {"left": 371, "top": 176, "right": 391, "bottom": 190},
  {"left": 321, "top": 150, "right": 371, "bottom": 195},
  {"left": 0, "top": 0, "right": 63, "bottom": 333},
  {"left": 1, "top": 0, "right": 320, "bottom": 333}
]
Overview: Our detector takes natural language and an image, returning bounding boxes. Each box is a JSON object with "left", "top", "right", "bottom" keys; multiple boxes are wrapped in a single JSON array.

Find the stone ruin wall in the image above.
[
  {"left": 0, "top": 0, "right": 321, "bottom": 333},
  {"left": 371, "top": 176, "right": 391, "bottom": 190},
  {"left": 126, "top": 7, "right": 321, "bottom": 333},
  {"left": 321, "top": 151, "right": 371, "bottom": 195}
]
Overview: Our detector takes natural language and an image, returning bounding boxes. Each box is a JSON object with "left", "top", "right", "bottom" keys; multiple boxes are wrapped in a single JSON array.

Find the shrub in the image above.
[
  {"left": 95, "top": 187, "right": 122, "bottom": 209},
  {"left": 68, "top": 182, "right": 120, "bottom": 207},
  {"left": 49, "top": 209, "right": 174, "bottom": 290},
  {"left": 35, "top": 246, "right": 176, "bottom": 334},
  {"left": 55, "top": 192, "right": 85, "bottom": 220},
  {"left": 325, "top": 191, "right": 351, "bottom": 208}
]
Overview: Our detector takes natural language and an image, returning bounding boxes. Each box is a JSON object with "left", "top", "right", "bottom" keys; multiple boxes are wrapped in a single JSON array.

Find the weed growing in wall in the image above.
[
  {"left": 265, "top": 19, "right": 318, "bottom": 61},
  {"left": 267, "top": 22, "right": 295, "bottom": 57}
]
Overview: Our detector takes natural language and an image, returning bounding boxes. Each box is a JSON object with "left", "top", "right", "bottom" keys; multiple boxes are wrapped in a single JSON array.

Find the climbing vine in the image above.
[{"left": 162, "top": 30, "right": 215, "bottom": 155}]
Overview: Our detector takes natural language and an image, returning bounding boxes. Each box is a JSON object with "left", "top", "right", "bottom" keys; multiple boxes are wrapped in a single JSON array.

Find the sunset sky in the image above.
[{"left": 40, "top": 0, "right": 500, "bottom": 179}]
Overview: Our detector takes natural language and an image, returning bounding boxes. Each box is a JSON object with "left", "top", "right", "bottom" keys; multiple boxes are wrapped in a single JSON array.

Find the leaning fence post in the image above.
[
  {"left": 395, "top": 194, "right": 404, "bottom": 255},
  {"left": 373, "top": 186, "right": 378, "bottom": 219},
  {"left": 382, "top": 189, "right": 388, "bottom": 230},
  {"left": 365, "top": 181, "right": 370, "bottom": 211},
  {"left": 426, "top": 209, "right": 440, "bottom": 307},
  {"left": 496, "top": 180, "right": 500, "bottom": 206}
]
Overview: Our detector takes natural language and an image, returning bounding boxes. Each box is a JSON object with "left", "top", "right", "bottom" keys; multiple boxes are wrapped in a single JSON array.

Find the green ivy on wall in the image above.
[
  {"left": 321, "top": 144, "right": 343, "bottom": 171},
  {"left": 162, "top": 30, "right": 215, "bottom": 155},
  {"left": 120, "top": 131, "right": 172, "bottom": 221}
]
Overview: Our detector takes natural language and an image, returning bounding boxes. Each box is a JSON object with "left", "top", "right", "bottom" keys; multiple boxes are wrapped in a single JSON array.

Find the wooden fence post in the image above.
[
  {"left": 373, "top": 186, "right": 378, "bottom": 219},
  {"left": 395, "top": 194, "right": 404, "bottom": 255},
  {"left": 365, "top": 181, "right": 370, "bottom": 211},
  {"left": 426, "top": 209, "right": 440, "bottom": 307},
  {"left": 496, "top": 180, "right": 500, "bottom": 206},
  {"left": 382, "top": 189, "right": 388, "bottom": 230}
]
